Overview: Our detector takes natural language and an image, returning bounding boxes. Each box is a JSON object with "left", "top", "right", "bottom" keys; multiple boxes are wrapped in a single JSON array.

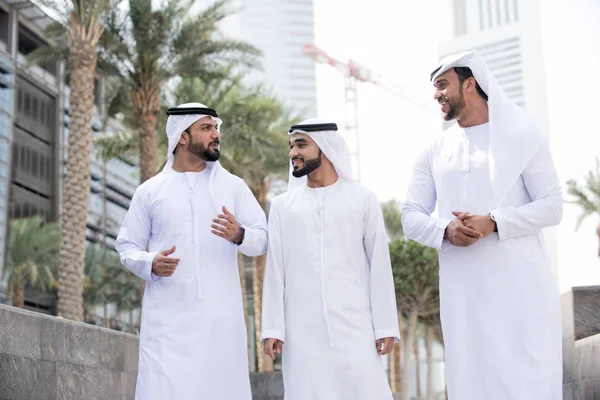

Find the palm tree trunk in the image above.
[
  {"left": 137, "top": 112, "right": 158, "bottom": 183},
  {"left": 238, "top": 251, "right": 250, "bottom": 368},
  {"left": 402, "top": 308, "right": 419, "bottom": 400},
  {"left": 426, "top": 324, "right": 434, "bottom": 400},
  {"left": 132, "top": 81, "right": 161, "bottom": 184},
  {"left": 12, "top": 285, "right": 25, "bottom": 308},
  {"left": 252, "top": 185, "right": 273, "bottom": 372},
  {"left": 57, "top": 24, "right": 101, "bottom": 322}
]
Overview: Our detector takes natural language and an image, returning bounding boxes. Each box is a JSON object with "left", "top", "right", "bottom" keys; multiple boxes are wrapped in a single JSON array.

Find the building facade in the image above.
[{"left": 0, "top": 0, "right": 138, "bottom": 315}]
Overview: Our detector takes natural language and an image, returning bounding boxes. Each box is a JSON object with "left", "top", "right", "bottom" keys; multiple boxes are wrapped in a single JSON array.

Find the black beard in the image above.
[
  {"left": 443, "top": 87, "right": 466, "bottom": 121},
  {"left": 187, "top": 141, "right": 220, "bottom": 162},
  {"left": 292, "top": 151, "right": 322, "bottom": 178}
]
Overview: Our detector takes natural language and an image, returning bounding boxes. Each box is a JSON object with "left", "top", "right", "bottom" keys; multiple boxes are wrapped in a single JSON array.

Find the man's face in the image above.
[
  {"left": 289, "top": 133, "right": 322, "bottom": 178},
  {"left": 433, "top": 69, "right": 466, "bottom": 122},
  {"left": 183, "top": 116, "right": 221, "bottom": 161}
]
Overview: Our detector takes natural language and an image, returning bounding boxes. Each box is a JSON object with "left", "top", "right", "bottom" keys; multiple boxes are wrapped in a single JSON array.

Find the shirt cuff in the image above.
[
  {"left": 437, "top": 218, "right": 453, "bottom": 249},
  {"left": 375, "top": 328, "right": 401, "bottom": 343},
  {"left": 143, "top": 251, "right": 160, "bottom": 282},
  {"left": 261, "top": 329, "right": 285, "bottom": 344},
  {"left": 490, "top": 209, "right": 506, "bottom": 241}
]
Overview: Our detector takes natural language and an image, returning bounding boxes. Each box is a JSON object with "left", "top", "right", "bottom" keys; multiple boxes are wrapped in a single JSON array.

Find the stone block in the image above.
[
  {"left": 121, "top": 372, "right": 137, "bottom": 400},
  {"left": 55, "top": 363, "right": 122, "bottom": 400},
  {"left": 250, "top": 372, "right": 285, "bottom": 397},
  {"left": 573, "top": 286, "right": 600, "bottom": 340},
  {"left": 123, "top": 335, "right": 139, "bottom": 374},
  {"left": 40, "top": 316, "right": 67, "bottom": 363},
  {"left": 0, "top": 353, "right": 57, "bottom": 400},
  {"left": 64, "top": 322, "right": 101, "bottom": 368},
  {"left": 0, "top": 306, "right": 41, "bottom": 359}
]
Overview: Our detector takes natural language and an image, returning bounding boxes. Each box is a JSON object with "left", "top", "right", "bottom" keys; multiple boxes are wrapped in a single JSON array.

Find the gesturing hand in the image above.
[
  {"left": 263, "top": 338, "right": 284, "bottom": 361},
  {"left": 452, "top": 211, "right": 496, "bottom": 239},
  {"left": 151, "top": 245, "right": 180, "bottom": 277},
  {"left": 444, "top": 213, "right": 482, "bottom": 247},
  {"left": 212, "top": 206, "right": 244, "bottom": 244}
]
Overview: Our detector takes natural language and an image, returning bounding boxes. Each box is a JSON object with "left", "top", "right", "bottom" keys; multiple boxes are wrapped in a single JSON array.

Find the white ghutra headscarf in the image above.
[
  {"left": 162, "top": 102, "right": 223, "bottom": 172},
  {"left": 287, "top": 118, "right": 354, "bottom": 190},
  {"left": 430, "top": 51, "right": 545, "bottom": 207}
]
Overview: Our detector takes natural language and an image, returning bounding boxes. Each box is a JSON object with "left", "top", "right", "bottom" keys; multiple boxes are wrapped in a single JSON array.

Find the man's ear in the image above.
[{"left": 179, "top": 131, "right": 189, "bottom": 146}]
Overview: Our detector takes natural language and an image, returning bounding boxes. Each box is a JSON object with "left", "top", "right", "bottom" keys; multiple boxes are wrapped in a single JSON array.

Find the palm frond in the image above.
[{"left": 94, "top": 130, "right": 138, "bottom": 161}]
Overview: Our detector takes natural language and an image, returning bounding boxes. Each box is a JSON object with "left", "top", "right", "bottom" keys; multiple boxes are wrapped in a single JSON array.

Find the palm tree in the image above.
[
  {"left": 100, "top": 0, "right": 260, "bottom": 183},
  {"left": 566, "top": 157, "right": 600, "bottom": 256},
  {"left": 3, "top": 217, "right": 59, "bottom": 308},
  {"left": 30, "top": 0, "right": 113, "bottom": 321}
]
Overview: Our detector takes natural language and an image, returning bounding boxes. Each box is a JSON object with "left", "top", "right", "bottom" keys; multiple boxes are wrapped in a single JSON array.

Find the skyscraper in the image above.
[{"left": 199, "top": 0, "right": 318, "bottom": 114}]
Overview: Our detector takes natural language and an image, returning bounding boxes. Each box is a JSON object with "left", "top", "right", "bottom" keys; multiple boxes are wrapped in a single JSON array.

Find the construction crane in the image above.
[{"left": 302, "top": 43, "right": 437, "bottom": 182}]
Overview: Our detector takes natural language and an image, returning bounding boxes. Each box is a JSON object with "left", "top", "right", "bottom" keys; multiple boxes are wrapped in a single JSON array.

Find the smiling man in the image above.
[
  {"left": 401, "top": 51, "right": 563, "bottom": 400},
  {"left": 261, "top": 118, "right": 400, "bottom": 400},
  {"left": 115, "top": 103, "right": 267, "bottom": 400}
]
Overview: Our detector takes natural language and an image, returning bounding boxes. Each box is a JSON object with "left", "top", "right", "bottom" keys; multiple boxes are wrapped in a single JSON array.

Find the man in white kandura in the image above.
[
  {"left": 401, "top": 51, "right": 563, "bottom": 400},
  {"left": 115, "top": 103, "right": 267, "bottom": 400},
  {"left": 261, "top": 119, "right": 400, "bottom": 400}
]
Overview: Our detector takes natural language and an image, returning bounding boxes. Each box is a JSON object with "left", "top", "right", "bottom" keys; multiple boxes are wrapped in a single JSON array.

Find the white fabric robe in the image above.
[
  {"left": 115, "top": 164, "right": 267, "bottom": 400},
  {"left": 262, "top": 179, "right": 400, "bottom": 400},
  {"left": 401, "top": 123, "right": 563, "bottom": 400}
]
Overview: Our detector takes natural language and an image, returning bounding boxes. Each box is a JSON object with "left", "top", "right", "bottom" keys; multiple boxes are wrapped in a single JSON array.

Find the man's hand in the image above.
[
  {"left": 376, "top": 337, "right": 394, "bottom": 355},
  {"left": 452, "top": 211, "right": 496, "bottom": 238},
  {"left": 151, "top": 245, "right": 180, "bottom": 277},
  {"left": 444, "top": 213, "right": 483, "bottom": 247},
  {"left": 212, "top": 206, "right": 244, "bottom": 243},
  {"left": 263, "top": 338, "right": 284, "bottom": 361}
]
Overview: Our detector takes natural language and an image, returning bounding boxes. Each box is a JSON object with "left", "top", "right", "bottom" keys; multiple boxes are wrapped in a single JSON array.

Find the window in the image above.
[{"left": 24, "top": 92, "right": 31, "bottom": 117}]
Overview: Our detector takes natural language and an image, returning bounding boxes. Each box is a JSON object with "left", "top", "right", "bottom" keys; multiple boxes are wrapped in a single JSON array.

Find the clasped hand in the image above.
[{"left": 444, "top": 211, "right": 496, "bottom": 247}]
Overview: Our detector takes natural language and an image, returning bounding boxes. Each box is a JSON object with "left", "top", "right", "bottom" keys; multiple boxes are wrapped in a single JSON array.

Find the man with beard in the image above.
[
  {"left": 401, "top": 51, "right": 563, "bottom": 400},
  {"left": 115, "top": 103, "right": 267, "bottom": 400},
  {"left": 261, "top": 118, "right": 400, "bottom": 400}
]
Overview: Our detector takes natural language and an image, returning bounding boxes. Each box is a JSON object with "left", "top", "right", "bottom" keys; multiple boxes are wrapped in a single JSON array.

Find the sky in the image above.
[{"left": 312, "top": 0, "right": 452, "bottom": 202}]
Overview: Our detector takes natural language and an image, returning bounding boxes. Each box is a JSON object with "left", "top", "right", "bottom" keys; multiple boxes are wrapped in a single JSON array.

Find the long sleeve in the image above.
[
  {"left": 235, "top": 181, "right": 268, "bottom": 257},
  {"left": 491, "top": 140, "right": 563, "bottom": 241},
  {"left": 115, "top": 189, "right": 159, "bottom": 282},
  {"left": 261, "top": 200, "right": 286, "bottom": 342},
  {"left": 364, "top": 192, "right": 401, "bottom": 342},
  {"left": 401, "top": 147, "right": 452, "bottom": 250}
]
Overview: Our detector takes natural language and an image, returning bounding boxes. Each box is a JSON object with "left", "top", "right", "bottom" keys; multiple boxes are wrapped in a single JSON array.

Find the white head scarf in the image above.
[
  {"left": 430, "top": 50, "right": 544, "bottom": 206},
  {"left": 162, "top": 102, "right": 223, "bottom": 172},
  {"left": 287, "top": 118, "right": 354, "bottom": 190}
]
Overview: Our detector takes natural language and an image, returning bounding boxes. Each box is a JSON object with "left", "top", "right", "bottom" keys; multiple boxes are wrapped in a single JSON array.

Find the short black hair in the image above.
[
  {"left": 453, "top": 67, "right": 488, "bottom": 101},
  {"left": 430, "top": 66, "right": 488, "bottom": 101}
]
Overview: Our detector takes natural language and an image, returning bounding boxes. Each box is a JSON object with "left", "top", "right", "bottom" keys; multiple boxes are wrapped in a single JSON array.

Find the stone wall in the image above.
[
  {"left": 3, "top": 288, "right": 599, "bottom": 400},
  {"left": 0, "top": 304, "right": 138, "bottom": 400},
  {"left": 562, "top": 286, "right": 600, "bottom": 400},
  {"left": 0, "top": 304, "right": 284, "bottom": 400}
]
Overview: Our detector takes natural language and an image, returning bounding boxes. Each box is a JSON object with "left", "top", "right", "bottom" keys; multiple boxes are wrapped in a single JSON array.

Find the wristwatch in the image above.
[
  {"left": 488, "top": 213, "right": 498, "bottom": 233},
  {"left": 233, "top": 226, "right": 245, "bottom": 246}
]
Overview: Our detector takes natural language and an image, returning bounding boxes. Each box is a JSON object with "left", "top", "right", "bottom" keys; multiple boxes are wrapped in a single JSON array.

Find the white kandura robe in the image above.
[
  {"left": 401, "top": 123, "right": 563, "bottom": 400},
  {"left": 262, "top": 179, "right": 400, "bottom": 400},
  {"left": 115, "top": 164, "right": 267, "bottom": 400}
]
